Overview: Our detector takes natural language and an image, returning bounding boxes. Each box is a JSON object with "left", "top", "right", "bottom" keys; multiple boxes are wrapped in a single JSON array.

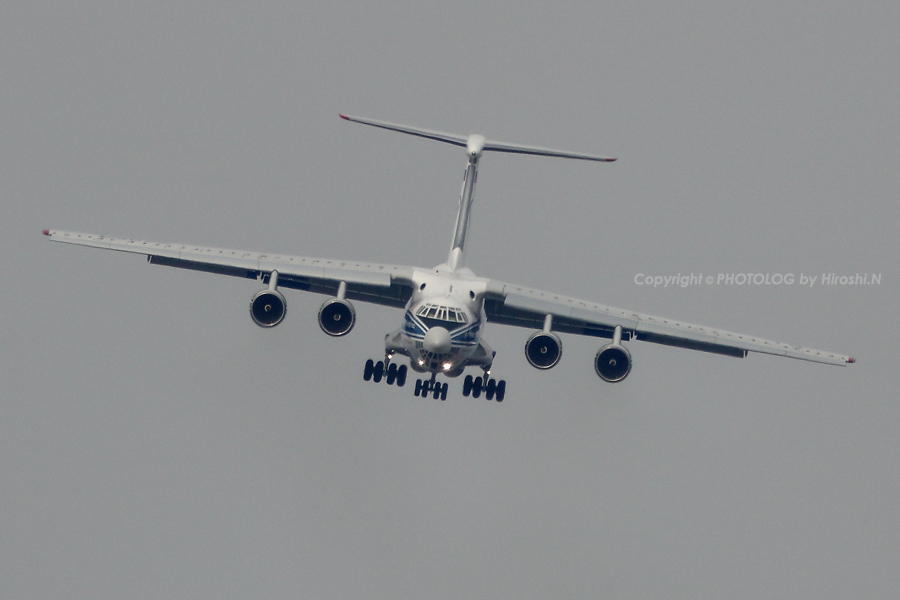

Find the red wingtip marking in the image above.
[
  {"left": 42, "top": 229, "right": 50, "bottom": 236},
  {"left": 339, "top": 114, "right": 349, "bottom": 120},
  {"left": 847, "top": 357, "right": 856, "bottom": 364}
]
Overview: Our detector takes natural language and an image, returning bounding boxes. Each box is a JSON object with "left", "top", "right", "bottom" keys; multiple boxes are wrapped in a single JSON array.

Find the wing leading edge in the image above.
[
  {"left": 44, "top": 230, "right": 415, "bottom": 309},
  {"left": 483, "top": 279, "right": 854, "bottom": 366}
]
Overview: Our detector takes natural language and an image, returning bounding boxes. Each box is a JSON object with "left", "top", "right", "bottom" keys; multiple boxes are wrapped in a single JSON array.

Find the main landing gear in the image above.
[
  {"left": 415, "top": 376, "right": 448, "bottom": 400},
  {"left": 462, "top": 373, "right": 506, "bottom": 402},
  {"left": 364, "top": 359, "right": 505, "bottom": 402},
  {"left": 363, "top": 358, "right": 408, "bottom": 387}
]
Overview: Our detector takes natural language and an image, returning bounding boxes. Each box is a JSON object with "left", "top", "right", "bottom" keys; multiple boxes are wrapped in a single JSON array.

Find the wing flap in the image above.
[
  {"left": 634, "top": 331, "right": 747, "bottom": 358},
  {"left": 270, "top": 272, "right": 411, "bottom": 309},
  {"left": 148, "top": 255, "right": 258, "bottom": 280}
]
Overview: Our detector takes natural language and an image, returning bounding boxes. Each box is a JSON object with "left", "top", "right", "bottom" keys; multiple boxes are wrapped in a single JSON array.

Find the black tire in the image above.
[
  {"left": 440, "top": 383, "right": 448, "bottom": 401},
  {"left": 485, "top": 378, "right": 496, "bottom": 400},
  {"left": 363, "top": 359, "right": 374, "bottom": 381},
  {"left": 373, "top": 361, "right": 384, "bottom": 383},
  {"left": 386, "top": 363, "right": 397, "bottom": 385},
  {"left": 496, "top": 380, "right": 506, "bottom": 402},
  {"left": 472, "top": 376, "right": 483, "bottom": 399},
  {"left": 463, "top": 375, "right": 473, "bottom": 397},
  {"left": 414, "top": 379, "right": 422, "bottom": 396},
  {"left": 397, "top": 365, "right": 408, "bottom": 387}
]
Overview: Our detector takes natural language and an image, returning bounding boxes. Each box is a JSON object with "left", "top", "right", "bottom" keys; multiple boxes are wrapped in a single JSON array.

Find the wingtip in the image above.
[
  {"left": 339, "top": 114, "right": 349, "bottom": 120},
  {"left": 42, "top": 229, "right": 50, "bottom": 236},
  {"left": 847, "top": 357, "right": 856, "bottom": 364}
]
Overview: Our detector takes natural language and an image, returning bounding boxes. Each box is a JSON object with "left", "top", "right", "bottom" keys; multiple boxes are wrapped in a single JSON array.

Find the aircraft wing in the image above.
[
  {"left": 482, "top": 278, "right": 854, "bottom": 366},
  {"left": 43, "top": 230, "right": 416, "bottom": 309}
]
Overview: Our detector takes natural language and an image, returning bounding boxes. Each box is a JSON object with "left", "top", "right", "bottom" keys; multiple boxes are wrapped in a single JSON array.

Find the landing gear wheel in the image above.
[
  {"left": 440, "top": 383, "right": 448, "bottom": 401},
  {"left": 463, "top": 375, "right": 473, "bottom": 397},
  {"left": 373, "top": 361, "right": 385, "bottom": 383},
  {"left": 495, "top": 380, "right": 506, "bottom": 402},
  {"left": 432, "top": 384, "right": 441, "bottom": 400},
  {"left": 386, "top": 363, "right": 398, "bottom": 385},
  {"left": 472, "top": 376, "right": 483, "bottom": 399},
  {"left": 396, "top": 365, "right": 408, "bottom": 387},
  {"left": 414, "top": 379, "right": 422, "bottom": 396},
  {"left": 363, "top": 359, "right": 374, "bottom": 381},
  {"left": 485, "top": 378, "right": 497, "bottom": 401}
]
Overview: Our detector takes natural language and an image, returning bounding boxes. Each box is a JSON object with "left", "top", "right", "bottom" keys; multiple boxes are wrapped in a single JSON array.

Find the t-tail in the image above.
[{"left": 339, "top": 114, "right": 616, "bottom": 272}]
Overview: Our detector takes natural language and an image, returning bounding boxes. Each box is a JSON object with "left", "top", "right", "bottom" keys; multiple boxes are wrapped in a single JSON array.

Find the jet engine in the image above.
[
  {"left": 250, "top": 290, "right": 286, "bottom": 327},
  {"left": 525, "top": 331, "right": 562, "bottom": 369},
  {"left": 318, "top": 298, "right": 355, "bottom": 336},
  {"left": 594, "top": 344, "right": 632, "bottom": 382}
]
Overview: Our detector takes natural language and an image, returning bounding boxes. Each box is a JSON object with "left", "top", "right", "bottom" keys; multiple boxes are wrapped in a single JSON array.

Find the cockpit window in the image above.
[{"left": 415, "top": 303, "right": 468, "bottom": 324}]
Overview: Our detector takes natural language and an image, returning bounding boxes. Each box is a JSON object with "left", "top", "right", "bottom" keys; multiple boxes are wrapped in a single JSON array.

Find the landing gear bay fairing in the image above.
[{"left": 45, "top": 115, "right": 854, "bottom": 402}]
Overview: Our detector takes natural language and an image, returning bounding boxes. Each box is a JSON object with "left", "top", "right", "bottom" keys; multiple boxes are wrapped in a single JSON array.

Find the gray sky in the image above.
[{"left": 3, "top": 2, "right": 898, "bottom": 598}]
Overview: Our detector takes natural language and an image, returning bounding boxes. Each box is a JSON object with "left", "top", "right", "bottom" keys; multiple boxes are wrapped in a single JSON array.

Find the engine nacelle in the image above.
[
  {"left": 525, "top": 331, "right": 562, "bottom": 369},
  {"left": 318, "top": 298, "right": 356, "bottom": 336},
  {"left": 250, "top": 290, "right": 286, "bottom": 327},
  {"left": 594, "top": 344, "right": 632, "bottom": 382}
]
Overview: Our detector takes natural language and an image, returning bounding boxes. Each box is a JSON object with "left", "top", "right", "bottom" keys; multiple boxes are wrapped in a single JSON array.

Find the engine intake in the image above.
[
  {"left": 318, "top": 298, "right": 356, "bottom": 336},
  {"left": 250, "top": 290, "right": 286, "bottom": 327},
  {"left": 525, "top": 331, "right": 562, "bottom": 369},
  {"left": 594, "top": 344, "right": 632, "bottom": 382}
]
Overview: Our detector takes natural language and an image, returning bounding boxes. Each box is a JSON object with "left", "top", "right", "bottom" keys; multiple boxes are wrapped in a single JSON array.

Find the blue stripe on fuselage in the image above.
[
  {"left": 404, "top": 311, "right": 428, "bottom": 336},
  {"left": 403, "top": 310, "right": 480, "bottom": 346},
  {"left": 450, "top": 321, "right": 480, "bottom": 345}
]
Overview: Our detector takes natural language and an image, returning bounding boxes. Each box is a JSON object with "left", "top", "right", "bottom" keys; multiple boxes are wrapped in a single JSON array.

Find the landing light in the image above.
[
  {"left": 443, "top": 362, "right": 452, "bottom": 370},
  {"left": 418, "top": 359, "right": 425, "bottom": 366}
]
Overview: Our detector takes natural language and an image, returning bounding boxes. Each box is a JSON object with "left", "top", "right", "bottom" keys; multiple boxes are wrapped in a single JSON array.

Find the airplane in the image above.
[{"left": 44, "top": 114, "right": 854, "bottom": 402}]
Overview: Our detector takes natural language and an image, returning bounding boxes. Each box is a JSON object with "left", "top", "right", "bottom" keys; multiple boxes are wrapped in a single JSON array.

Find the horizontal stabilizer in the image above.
[
  {"left": 483, "top": 140, "right": 616, "bottom": 162},
  {"left": 339, "top": 115, "right": 468, "bottom": 148},
  {"left": 340, "top": 114, "right": 616, "bottom": 162}
]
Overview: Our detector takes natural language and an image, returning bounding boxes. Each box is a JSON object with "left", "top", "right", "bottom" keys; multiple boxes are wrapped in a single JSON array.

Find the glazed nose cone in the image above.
[{"left": 423, "top": 326, "right": 452, "bottom": 354}]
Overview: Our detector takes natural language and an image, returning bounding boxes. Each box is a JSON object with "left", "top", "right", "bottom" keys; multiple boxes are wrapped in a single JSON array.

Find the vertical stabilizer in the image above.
[
  {"left": 338, "top": 115, "right": 615, "bottom": 272},
  {"left": 447, "top": 135, "right": 485, "bottom": 271}
]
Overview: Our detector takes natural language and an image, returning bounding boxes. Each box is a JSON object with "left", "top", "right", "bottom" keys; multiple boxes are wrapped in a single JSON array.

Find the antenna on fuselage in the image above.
[{"left": 339, "top": 114, "right": 616, "bottom": 271}]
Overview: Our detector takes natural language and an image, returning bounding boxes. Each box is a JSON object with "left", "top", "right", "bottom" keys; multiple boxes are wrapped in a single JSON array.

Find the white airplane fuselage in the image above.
[{"left": 387, "top": 266, "right": 494, "bottom": 377}]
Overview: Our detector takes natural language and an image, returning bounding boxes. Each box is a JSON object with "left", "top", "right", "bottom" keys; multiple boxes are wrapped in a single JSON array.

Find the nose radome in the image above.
[{"left": 423, "top": 326, "right": 452, "bottom": 354}]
